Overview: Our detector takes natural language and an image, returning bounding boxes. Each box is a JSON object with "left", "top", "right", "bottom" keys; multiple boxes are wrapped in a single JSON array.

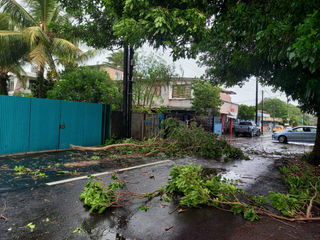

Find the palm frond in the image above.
[
  {"left": 51, "top": 37, "right": 83, "bottom": 62},
  {"left": 0, "top": 13, "right": 10, "bottom": 30},
  {"left": 28, "top": 42, "right": 47, "bottom": 69},
  {"left": 23, "top": 0, "right": 58, "bottom": 25},
  {"left": 0, "top": 30, "right": 29, "bottom": 66},
  {"left": 28, "top": 42, "right": 57, "bottom": 74},
  {"left": 23, "top": 26, "right": 50, "bottom": 48},
  {"left": 0, "top": 0, "right": 37, "bottom": 28},
  {"left": 10, "top": 61, "right": 27, "bottom": 88}
]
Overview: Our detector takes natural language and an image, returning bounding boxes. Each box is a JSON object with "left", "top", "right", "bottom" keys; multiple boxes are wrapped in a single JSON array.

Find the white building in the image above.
[
  {"left": 153, "top": 77, "right": 238, "bottom": 117},
  {"left": 8, "top": 71, "right": 37, "bottom": 96}
]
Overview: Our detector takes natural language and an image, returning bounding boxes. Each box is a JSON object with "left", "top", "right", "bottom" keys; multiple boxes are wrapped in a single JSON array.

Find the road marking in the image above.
[{"left": 46, "top": 160, "right": 171, "bottom": 186}]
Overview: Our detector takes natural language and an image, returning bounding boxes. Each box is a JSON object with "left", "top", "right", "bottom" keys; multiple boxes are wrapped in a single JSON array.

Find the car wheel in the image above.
[
  {"left": 235, "top": 133, "right": 239, "bottom": 137},
  {"left": 279, "top": 136, "right": 287, "bottom": 143},
  {"left": 250, "top": 131, "right": 253, "bottom": 137},
  {"left": 256, "top": 130, "right": 261, "bottom": 136}
]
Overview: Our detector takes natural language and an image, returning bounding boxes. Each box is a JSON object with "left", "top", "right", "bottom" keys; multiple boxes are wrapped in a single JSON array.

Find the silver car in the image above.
[{"left": 272, "top": 126, "right": 317, "bottom": 143}]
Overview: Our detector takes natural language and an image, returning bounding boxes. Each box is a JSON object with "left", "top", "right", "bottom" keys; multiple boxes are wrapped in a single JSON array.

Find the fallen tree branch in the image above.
[
  {"left": 0, "top": 201, "right": 7, "bottom": 222},
  {"left": 71, "top": 143, "right": 146, "bottom": 151},
  {"left": 307, "top": 182, "right": 318, "bottom": 218}
]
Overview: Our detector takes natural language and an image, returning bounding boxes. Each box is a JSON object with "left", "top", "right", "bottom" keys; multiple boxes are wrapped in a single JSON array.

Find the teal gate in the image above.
[
  {"left": 213, "top": 116, "right": 223, "bottom": 137},
  {"left": 0, "top": 95, "right": 111, "bottom": 155}
]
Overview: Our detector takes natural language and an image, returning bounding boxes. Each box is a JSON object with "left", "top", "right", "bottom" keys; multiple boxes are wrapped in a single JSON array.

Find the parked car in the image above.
[
  {"left": 224, "top": 119, "right": 239, "bottom": 133},
  {"left": 273, "top": 125, "right": 284, "bottom": 133},
  {"left": 234, "top": 121, "right": 261, "bottom": 137},
  {"left": 286, "top": 126, "right": 292, "bottom": 130},
  {"left": 272, "top": 126, "right": 317, "bottom": 143}
]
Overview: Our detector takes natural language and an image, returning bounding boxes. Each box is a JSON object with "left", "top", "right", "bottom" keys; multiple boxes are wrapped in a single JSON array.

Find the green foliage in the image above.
[
  {"left": 133, "top": 52, "right": 177, "bottom": 112},
  {"left": 72, "top": 227, "right": 83, "bottom": 234},
  {"left": 238, "top": 104, "right": 255, "bottom": 120},
  {"left": 13, "top": 92, "right": 34, "bottom": 98},
  {"left": 301, "top": 152, "right": 311, "bottom": 162},
  {"left": 31, "top": 79, "right": 54, "bottom": 99},
  {"left": 59, "top": 0, "right": 211, "bottom": 59},
  {"left": 80, "top": 174, "right": 125, "bottom": 213},
  {"left": 105, "top": 50, "right": 124, "bottom": 68},
  {"left": 14, "top": 165, "right": 46, "bottom": 177},
  {"left": 139, "top": 205, "right": 150, "bottom": 212},
  {"left": 47, "top": 66, "right": 120, "bottom": 109},
  {"left": 100, "top": 118, "right": 248, "bottom": 160},
  {"left": 14, "top": 166, "right": 28, "bottom": 173},
  {"left": 19, "top": 222, "right": 35, "bottom": 232},
  {"left": 191, "top": 79, "right": 223, "bottom": 115},
  {"left": 78, "top": 161, "right": 319, "bottom": 222},
  {"left": 90, "top": 156, "right": 100, "bottom": 161},
  {"left": 160, "top": 164, "right": 260, "bottom": 221}
]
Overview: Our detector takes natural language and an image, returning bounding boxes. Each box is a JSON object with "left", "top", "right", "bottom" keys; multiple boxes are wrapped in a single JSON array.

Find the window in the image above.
[
  {"left": 115, "top": 71, "right": 123, "bottom": 80},
  {"left": 9, "top": 80, "right": 14, "bottom": 91},
  {"left": 310, "top": 128, "right": 317, "bottom": 132},
  {"left": 172, "top": 84, "right": 191, "bottom": 98},
  {"left": 293, "top": 127, "right": 303, "bottom": 132}
]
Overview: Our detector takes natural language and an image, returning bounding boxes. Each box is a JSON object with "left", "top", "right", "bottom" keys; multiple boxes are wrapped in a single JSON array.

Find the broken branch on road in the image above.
[{"left": 0, "top": 201, "right": 7, "bottom": 222}]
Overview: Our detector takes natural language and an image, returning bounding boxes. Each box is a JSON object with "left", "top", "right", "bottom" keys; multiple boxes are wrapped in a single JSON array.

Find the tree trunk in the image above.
[
  {"left": 0, "top": 73, "right": 9, "bottom": 95},
  {"left": 14, "top": 79, "right": 22, "bottom": 94},
  {"left": 307, "top": 104, "right": 320, "bottom": 165},
  {"left": 38, "top": 66, "right": 44, "bottom": 98}
]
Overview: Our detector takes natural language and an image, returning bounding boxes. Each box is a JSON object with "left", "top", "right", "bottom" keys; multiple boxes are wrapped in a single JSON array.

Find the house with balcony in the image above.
[{"left": 152, "top": 78, "right": 238, "bottom": 130}]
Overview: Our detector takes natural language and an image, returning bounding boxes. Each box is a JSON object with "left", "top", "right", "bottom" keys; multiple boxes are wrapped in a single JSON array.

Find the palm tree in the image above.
[
  {"left": 0, "top": 0, "right": 83, "bottom": 98},
  {"left": 0, "top": 12, "right": 28, "bottom": 95},
  {"left": 105, "top": 50, "right": 124, "bottom": 68}
]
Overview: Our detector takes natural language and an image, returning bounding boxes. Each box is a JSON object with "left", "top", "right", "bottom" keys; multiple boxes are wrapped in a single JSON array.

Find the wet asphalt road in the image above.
[{"left": 0, "top": 132, "right": 319, "bottom": 240}]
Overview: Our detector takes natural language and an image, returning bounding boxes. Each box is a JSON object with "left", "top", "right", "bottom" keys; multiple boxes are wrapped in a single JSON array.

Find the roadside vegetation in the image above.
[
  {"left": 72, "top": 118, "right": 249, "bottom": 160},
  {"left": 80, "top": 155, "right": 320, "bottom": 222}
]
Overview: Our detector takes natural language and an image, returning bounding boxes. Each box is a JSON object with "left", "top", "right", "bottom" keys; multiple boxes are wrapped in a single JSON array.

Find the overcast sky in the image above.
[{"left": 84, "top": 44, "right": 298, "bottom": 107}]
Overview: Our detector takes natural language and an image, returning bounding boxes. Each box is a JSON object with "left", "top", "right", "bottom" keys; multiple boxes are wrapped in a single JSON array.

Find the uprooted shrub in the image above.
[
  {"left": 80, "top": 163, "right": 320, "bottom": 222},
  {"left": 72, "top": 117, "right": 249, "bottom": 160}
]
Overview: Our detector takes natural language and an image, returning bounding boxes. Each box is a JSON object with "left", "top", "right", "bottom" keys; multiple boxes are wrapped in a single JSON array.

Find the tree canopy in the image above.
[
  {"left": 47, "top": 66, "right": 121, "bottom": 109},
  {"left": 0, "top": 0, "right": 84, "bottom": 97},
  {"left": 58, "top": 0, "right": 215, "bottom": 59},
  {"left": 197, "top": 0, "right": 320, "bottom": 164},
  {"left": 238, "top": 104, "right": 255, "bottom": 121},
  {"left": 191, "top": 79, "right": 222, "bottom": 115}
]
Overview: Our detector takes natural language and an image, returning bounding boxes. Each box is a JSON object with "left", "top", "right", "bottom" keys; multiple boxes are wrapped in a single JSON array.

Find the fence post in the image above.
[
  {"left": 105, "top": 104, "right": 111, "bottom": 140},
  {"left": 101, "top": 104, "right": 112, "bottom": 145}
]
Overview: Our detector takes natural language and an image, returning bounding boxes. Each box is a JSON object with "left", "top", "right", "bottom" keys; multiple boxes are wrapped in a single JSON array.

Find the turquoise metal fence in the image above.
[{"left": 0, "top": 95, "right": 111, "bottom": 155}]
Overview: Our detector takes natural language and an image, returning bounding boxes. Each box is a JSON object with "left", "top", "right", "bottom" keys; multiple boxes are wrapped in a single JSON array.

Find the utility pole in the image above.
[
  {"left": 261, "top": 90, "right": 264, "bottom": 135},
  {"left": 122, "top": 46, "right": 129, "bottom": 138},
  {"left": 255, "top": 79, "right": 258, "bottom": 125},
  {"left": 128, "top": 47, "right": 134, "bottom": 138},
  {"left": 287, "top": 96, "right": 290, "bottom": 126},
  {"left": 122, "top": 46, "right": 135, "bottom": 139},
  {"left": 273, "top": 102, "right": 275, "bottom": 129}
]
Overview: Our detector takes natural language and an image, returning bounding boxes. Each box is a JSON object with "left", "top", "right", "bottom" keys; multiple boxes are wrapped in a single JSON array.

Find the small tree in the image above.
[
  {"left": 47, "top": 67, "right": 120, "bottom": 109},
  {"left": 133, "top": 52, "right": 176, "bottom": 112},
  {"left": 191, "top": 79, "right": 223, "bottom": 115},
  {"left": 238, "top": 104, "right": 255, "bottom": 120}
]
